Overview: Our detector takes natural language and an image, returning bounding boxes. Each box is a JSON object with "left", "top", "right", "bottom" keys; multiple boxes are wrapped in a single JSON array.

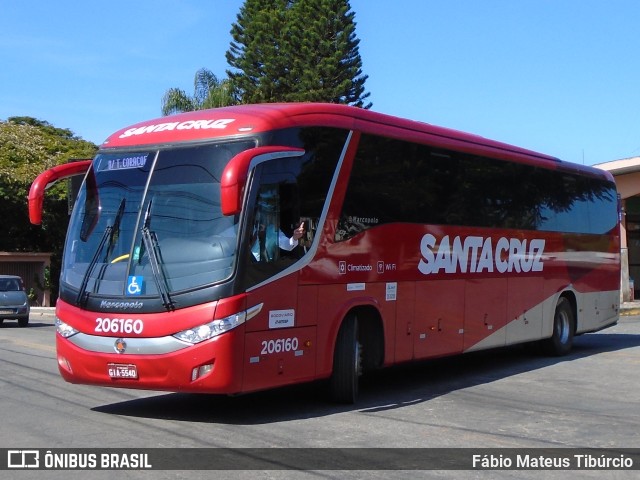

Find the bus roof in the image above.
[
  {"left": 104, "top": 104, "right": 529, "bottom": 150},
  {"left": 101, "top": 103, "right": 609, "bottom": 180}
]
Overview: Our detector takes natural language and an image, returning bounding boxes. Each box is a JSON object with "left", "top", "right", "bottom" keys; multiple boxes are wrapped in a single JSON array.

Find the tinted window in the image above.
[
  {"left": 337, "top": 134, "right": 617, "bottom": 241},
  {"left": 62, "top": 141, "right": 254, "bottom": 304},
  {"left": 0, "top": 278, "right": 21, "bottom": 291},
  {"left": 242, "top": 127, "right": 348, "bottom": 287}
]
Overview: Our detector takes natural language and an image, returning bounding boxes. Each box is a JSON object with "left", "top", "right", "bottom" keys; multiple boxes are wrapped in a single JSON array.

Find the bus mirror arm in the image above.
[
  {"left": 220, "top": 146, "right": 304, "bottom": 216},
  {"left": 28, "top": 160, "right": 92, "bottom": 225}
]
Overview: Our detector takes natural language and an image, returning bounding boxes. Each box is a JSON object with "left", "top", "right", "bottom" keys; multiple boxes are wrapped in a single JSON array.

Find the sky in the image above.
[{"left": 2, "top": 0, "right": 640, "bottom": 166}]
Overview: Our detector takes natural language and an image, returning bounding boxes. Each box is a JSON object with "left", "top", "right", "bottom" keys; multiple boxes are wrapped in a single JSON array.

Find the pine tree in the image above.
[
  {"left": 287, "top": 0, "right": 371, "bottom": 107},
  {"left": 226, "top": 0, "right": 371, "bottom": 107},
  {"left": 226, "top": 0, "right": 294, "bottom": 104}
]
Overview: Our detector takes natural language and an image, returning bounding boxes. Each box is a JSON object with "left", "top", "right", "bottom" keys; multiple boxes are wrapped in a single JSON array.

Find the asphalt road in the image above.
[{"left": 1, "top": 309, "right": 639, "bottom": 479}]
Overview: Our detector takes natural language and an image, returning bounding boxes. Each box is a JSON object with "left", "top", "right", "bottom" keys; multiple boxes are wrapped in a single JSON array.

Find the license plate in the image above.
[
  {"left": 0, "top": 310, "right": 13, "bottom": 314},
  {"left": 107, "top": 363, "right": 138, "bottom": 379}
]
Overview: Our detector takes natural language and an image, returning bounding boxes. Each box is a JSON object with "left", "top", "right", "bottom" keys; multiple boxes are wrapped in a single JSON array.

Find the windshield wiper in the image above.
[
  {"left": 76, "top": 198, "right": 126, "bottom": 307},
  {"left": 140, "top": 200, "right": 175, "bottom": 311},
  {"left": 106, "top": 199, "right": 126, "bottom": 260}
]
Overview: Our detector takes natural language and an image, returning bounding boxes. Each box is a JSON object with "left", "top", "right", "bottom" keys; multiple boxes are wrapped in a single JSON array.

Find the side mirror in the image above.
[
  {"left": 29, "top": 160, "right": 92, "bottom": 225},
  {"left": 220, "top": 146, "right": 304, "bottom": 216}
]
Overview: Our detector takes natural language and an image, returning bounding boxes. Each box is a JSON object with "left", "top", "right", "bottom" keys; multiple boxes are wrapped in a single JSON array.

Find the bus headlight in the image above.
[
  {"left": 174, "top": 312, "right": 246, "bottom": 345},
  {"left": 56, "top": 318, "right": 79, "bottom": 338}
]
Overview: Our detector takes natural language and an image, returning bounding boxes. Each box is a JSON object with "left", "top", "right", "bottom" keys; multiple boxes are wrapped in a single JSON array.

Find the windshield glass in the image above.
[
  {"left": 62, "top": 141, "right": 253, "bottom": 303},
  {"left": 0, "top": 278, "right": 21, "bottom": 292}
]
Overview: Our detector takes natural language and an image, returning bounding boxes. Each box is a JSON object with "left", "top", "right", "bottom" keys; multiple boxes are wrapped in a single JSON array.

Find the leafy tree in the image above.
[
  {"left": 161, "top": 68, "right": 236, "bottom": 115},
  {"left": 226, "top": 0, "right": 371, "bottom": 107},
  {"left": 0, "top": 117, "right": 97, "bottom": 301}
]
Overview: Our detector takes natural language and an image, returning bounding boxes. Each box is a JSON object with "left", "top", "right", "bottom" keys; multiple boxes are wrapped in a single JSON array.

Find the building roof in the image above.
[{"left": 594, "top": 157, "right": 640, "bottom": 176}]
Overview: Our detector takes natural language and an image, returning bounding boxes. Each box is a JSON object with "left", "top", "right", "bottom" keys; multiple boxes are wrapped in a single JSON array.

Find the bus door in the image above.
[{"left": 239, "top": 154, "right": 317, "bottom": 392}]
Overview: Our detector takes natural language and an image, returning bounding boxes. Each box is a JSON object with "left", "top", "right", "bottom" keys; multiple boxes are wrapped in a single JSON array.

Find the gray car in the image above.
[{"left": 0, "top": 275, "right": 30, "bottom": 327}]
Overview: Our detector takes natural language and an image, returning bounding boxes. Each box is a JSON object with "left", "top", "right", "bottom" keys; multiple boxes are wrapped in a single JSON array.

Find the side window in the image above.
[
  {"left": 337, "top": 135, "right": 448, "bottom": 241},
  {"left": 270, "top": 126, "right": 348, "bottom": 245},
  {"left": 538, "top": 173, "right": 618, "bottom": 234},
  {"left": 336, "top": 135, "right": 403, "bottom": 241},
  {"left": 241, "top": 158, "right": 325, "bottom": 286},
  {"left": 242, "top": 128, "right": 347, "bottom": 288},
  {"left": 337, "top": 134, "right": 619, "bottom": 240},
  {"left": 249, "top": 181, "right": 297, "bottom": 263}
]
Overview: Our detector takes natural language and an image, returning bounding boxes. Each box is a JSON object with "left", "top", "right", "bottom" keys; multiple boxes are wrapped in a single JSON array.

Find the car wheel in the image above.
[
  {"left": 329, "top": 314, "right": 362, "bottom": 404},
  {"left": 541, "top": 297, "right": 574, "bottom": 356}
]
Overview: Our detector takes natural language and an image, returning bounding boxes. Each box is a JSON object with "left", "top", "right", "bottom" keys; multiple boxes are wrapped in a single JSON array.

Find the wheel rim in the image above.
[
  {"left": 354, "top": 340, "right": 362, "bottom": 378},
  {"left": 557, "top": 309, "right": 570, "bottom": 344}
]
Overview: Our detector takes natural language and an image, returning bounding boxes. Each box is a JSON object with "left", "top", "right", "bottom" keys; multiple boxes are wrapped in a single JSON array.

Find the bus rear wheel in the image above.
[
  {"left": 542, "top": 297, "right": 574, "bottom": 356},
  {"left": 329, "top": 315, "right": 362, "bottom": 404}
]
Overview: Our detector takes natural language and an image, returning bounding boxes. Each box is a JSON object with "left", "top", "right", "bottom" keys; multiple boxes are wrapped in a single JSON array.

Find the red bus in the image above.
[{"left": 29, "top": 103, "right": 620, "bottom": 403}]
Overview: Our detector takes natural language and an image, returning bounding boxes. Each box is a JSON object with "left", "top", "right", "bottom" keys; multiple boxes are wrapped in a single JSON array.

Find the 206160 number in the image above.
[
  {"left": 261, "top": 337, "right": 299, "bottom": 355},
  {"left": 95, "top": 318, "right": 144, "bottom": 335}
]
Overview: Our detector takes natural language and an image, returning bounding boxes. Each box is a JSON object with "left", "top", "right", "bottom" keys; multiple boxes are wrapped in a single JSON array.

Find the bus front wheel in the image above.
[
  {"left": 329, "top": 315, "right": 362, "bottom": 404},
  {"left": 542, "top": 297, "right": 574, "bottom": 356}
]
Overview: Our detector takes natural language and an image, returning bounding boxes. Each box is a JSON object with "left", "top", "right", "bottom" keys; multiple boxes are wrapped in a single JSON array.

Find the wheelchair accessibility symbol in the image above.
[{"left": 127, "top": 276, "right": 143, "bottom": 296}]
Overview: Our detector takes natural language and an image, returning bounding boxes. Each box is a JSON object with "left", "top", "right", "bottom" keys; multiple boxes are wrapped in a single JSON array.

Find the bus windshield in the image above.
[{"left": 63, "top": 141, "right": 254, "bottom": 305}]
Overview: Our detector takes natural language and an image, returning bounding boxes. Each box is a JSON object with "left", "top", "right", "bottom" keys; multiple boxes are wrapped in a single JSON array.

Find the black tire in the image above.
[
  {"left": 329, "top": 315, "right": 362, "bottom": 404},
  {"left": 17, "top": 316, "right": 29, "bottom": 328},
  {"left": 542, "top": 297, "right": 574, "bottom": 356}
]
